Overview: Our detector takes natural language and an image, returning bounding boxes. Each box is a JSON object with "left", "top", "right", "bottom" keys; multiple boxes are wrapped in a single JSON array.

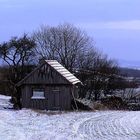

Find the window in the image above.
[{"left": 31, "top": 89, "right": 45, "bottom": 99}]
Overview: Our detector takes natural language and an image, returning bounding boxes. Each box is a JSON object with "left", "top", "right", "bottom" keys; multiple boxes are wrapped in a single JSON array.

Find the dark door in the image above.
[
  {"left": 52, "top": 90, "right": 60, "bottom": 110},
  {"left": 47, "top": 89, "right": 60, "bottom": 110}
]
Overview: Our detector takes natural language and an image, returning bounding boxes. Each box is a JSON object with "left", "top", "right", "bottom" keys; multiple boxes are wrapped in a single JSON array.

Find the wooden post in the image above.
[{"left": 71, "top": 86, "right": 78, "bottom": 111}]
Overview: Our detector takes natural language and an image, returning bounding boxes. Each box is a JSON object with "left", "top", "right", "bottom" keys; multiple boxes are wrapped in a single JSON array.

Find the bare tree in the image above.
[
  {"left": 0, "top": 34, "right": 36, "bottom": 83},
  {"left": 0, "top": 34, "right": 36, "bottom": 108},
  {"left": 76, "top": 50, "right": 119, "bottom": 100},
  {"left": 77, "top": 47, "right": 102, "bottom": 70},
  {"left": 33, "top": 23, "right": 94, "bottom": 71},
  {"left": 33, "top": 23, "right": 120, "bottom": 101}
]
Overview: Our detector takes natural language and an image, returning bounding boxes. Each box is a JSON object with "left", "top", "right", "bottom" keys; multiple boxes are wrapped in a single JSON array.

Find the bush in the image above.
[
  {"left": 101, "top": 96, "right": 127, "bottom": 110},
  {"left": 92, "top": 101, "right": 107, "bottom": 110},
  {"left": 127, "top": 103, "right": 140, "bottom": 111}
]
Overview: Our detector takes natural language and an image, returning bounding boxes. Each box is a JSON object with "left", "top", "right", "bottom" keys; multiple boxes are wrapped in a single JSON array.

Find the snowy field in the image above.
[{"left": 0, "top": 95, "right": 140, "bottom": 140}]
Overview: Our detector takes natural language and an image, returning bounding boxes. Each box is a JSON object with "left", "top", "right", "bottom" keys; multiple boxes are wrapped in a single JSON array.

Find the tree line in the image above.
[{"left": 0, "top": 23, "right": 136, "bottom": 108}]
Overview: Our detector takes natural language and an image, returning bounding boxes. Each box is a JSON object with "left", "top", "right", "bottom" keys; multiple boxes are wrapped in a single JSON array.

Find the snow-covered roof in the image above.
[
  {"left": 17, "top": 60, "right": 81, "bottom": 86},
  {"left": 45, "top": 60, "right": 81, "bottom": 85}
]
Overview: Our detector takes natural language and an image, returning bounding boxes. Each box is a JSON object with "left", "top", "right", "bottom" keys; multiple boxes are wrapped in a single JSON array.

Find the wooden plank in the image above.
[
  {"left": 22, "top": 63, "right": 70, "bottom": 85},
  {"left": 22, "top": 83, "right": 73, "bottom": 110}
]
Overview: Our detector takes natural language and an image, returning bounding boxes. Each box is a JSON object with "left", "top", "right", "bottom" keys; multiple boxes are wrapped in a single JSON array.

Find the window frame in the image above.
[{"left": 31, "top": 88, "right": 45, "bottom": 99}]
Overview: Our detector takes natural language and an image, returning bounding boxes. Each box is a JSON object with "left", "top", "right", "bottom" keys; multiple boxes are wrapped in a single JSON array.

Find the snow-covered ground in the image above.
[{"left": 0, "top": 95, "right": 140, "bottom": 140}]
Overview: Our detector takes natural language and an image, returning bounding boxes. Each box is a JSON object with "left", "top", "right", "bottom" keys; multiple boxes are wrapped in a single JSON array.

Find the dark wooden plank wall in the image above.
[
  {"left": 30, "top": 99, "right": 46, "bottom": 110},
  {"left": 47, "top": 86, "right": 72, "bottom": 110},
  {"left": 21, "top": 85, "right": 30, "bottom": 108},
  {"left": 22, "top": 85, "right": 46, "bottom": 109},
  {"left": 22, "top": 84, "right": 72, "bottom": 110},
  {"left": 21, "top": 63, "right": 70, "bottom": 85}
]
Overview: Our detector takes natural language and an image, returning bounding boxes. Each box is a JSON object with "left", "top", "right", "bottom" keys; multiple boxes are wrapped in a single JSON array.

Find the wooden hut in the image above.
[{"left": 17, "top": 60, "right": 81, "bottom": 110}]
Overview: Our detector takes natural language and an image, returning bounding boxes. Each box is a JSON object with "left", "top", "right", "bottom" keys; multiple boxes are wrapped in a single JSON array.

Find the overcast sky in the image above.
[{"left": 1, "top": 0, "right": 140, "bottom": 67}]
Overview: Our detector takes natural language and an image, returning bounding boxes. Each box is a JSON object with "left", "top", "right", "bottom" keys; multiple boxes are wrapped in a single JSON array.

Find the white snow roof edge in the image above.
[{"left": 45, "top": 60, "right": 82, "bottom": 85}]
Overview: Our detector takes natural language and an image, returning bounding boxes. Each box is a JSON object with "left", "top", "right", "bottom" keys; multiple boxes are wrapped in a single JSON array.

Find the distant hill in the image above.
[
  {"left": 119, "top": 59, "right": 140, "bottom": 69},
  {"left": 119, "top": 67, "right": 140, "bottom": 78}
]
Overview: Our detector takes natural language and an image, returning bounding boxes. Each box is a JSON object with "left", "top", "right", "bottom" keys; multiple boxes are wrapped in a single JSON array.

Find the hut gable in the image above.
[{"left": 17, "top": 60, "right": 81, "bottom": 86}]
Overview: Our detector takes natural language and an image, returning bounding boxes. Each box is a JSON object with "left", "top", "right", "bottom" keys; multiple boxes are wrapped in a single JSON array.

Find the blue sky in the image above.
[{"left": 1, "top": 0, "right": 140, "bottom": 67}]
